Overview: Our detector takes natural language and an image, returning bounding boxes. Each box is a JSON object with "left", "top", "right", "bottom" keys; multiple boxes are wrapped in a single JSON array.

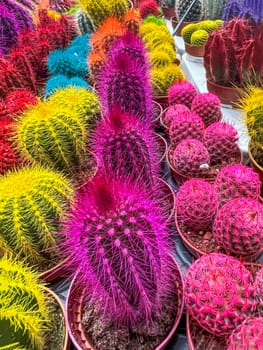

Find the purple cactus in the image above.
[
  {"left": 223, "top": 0, "right": 243, "bottom": 21},
  {"left": 98, "top": 51, "right": 152, "bottom": 123},
  {"left": 241, "top": 0, "right": 263, "bottom": 23},
  {"left": 2, "top": 0, "right": 33, "bottom": 32},
  {"left": 0, "top": 5, "right": 20, "bottom": 55},
  {"left": 61, "top": 173, "right": 173, "bottom": 328},
  {"left": 92, "top": 108, "right": 159, "bottom": 186}
]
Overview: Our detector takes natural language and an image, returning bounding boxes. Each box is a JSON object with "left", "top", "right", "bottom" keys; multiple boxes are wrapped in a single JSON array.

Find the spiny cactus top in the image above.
[
  {"left": 61, "top": 173, "right": 173, "bottom": 328},
  {"left": 0, "top": 166, "right": 73, "bottom": 267},
  {"left": 175, "top": 0, "right": 206, "bottom": 22}
]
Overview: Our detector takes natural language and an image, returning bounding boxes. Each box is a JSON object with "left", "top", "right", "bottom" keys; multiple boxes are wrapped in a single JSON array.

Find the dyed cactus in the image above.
[
  {"left": 0, "top": 167, "right": 73, "bottom": 266},
  {"left": 190, "top": 30, "right": 209, "bottom": 46},
  {"left": 3, "top": 89, "right": 37, "bottom": 121},
  {"left": 169, "top": 113, "right": 205, "bottom": 147},
  {"left": 0, "top": 256, "right": 49, "bottom": 349},
  {"left": 149, "top": 47, "right": 175, "bottom": 67},
  {"left": 175, "top": 0, "right": 206, "bottom": 21},
  {"left": 197, "top": 20, "right": 218, "bottom": 32},
  {"left": 203, "top": 122, "right": 239, "bottom": 165},
  {"left": 255, "top": 267, "right": 263, "bottom": 305},
  {"left": 182, "top": 24, "right": 198, "bottom": 44},
  {"left": 151, "top": 64, "right": 185, "bottom": 96},
  {"left": 184, "top": 253, "right": 257, "bottom": 335},
  {"left": 15, "top": 100, "right": 87, "bottom": 173},
  {"left": 215, "top": 164, "right": 261, "bottom": 206},
  {"left": 0, "top": 59, "right": 26, "bottom": 98},
  {"left": 191, "top": 92, "right": 222, "bottom": 127},
  {"left": 176, "top": 179, "right": 218, "bottom": 230},
  {"left": 163, "top": 104, "right": 190, "bottom": 128},
  {"left": 172, "top": 139, "right": 210, "bottom": 177},
  {"left": 241, "top": 0, "right": 263, "bottom": 23},
  {"left": 2, "top": 0, "right": 33, "bottom": 31},
  {"left": 205, "top": 0, "right": 227, "bottom": 20},
  {"left": 45, "top": 74, "right": 90, "bottom": 97},
  {"left": 168, "top": 81, "right": 197, "bottom": 108},
  {"left": 227, "top": 317, "right": 263, "bottom": 350},
  {"left": 93, "top": 108, "right": 159, "bottom": 185},
  {"left": 61, "top": 173, "right": 173, "bottom": 328},
  {"left": 123, "top": 8, "right": 141, "bottom": 35},
  {"left": 213, "top": 197, "right": 263, "bottom": 256},
  {"left": 223, "top": 0, "right": 242, "bottom": 20},
  {"left": 98, "top": 52, "right": 152, "bottom": 122},
  {"left": 0, "top": 5, "right": 19, "bottom": 55},
  {"left": 139, "top": 0, "right": 159, "bottom": 19}
]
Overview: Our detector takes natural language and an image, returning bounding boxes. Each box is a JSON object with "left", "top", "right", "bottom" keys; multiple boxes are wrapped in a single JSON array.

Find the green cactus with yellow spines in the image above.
[
  {"left": 139, "top": 20, "right": 168, "bottom": 37},
  {"left": 0, "top": 167, "right": 73, "bottom": 268},
  {"left": 215, "top": 19, "right": 224, "bottom": 28},
  {"left": 190, "top": 29, "right": 209, "bottom": 46},
  {"left": 15, "top": 100, "right": 87, "bottom": 173},
  {"left": 0, "top": 255, "right": 49, "bottom": 349},
  {"left": 142, "top": 15, "right": 166, "bottom": 26},
  {"left": 149, "top": 45, "right": 176, "bottom": 67},
  {"left": 144, "top": 30, "right": 175, "bottom": 51},
  {"left": 196, "top": 20, "right": 218, "bottom": 33},
  {"left": 151, "top": 63, "right": 185, "bottom": 96},
  {"left": 182, "top": 23, "right": 198, "bottom": 44},
  {"left": 47, "top": 86, "right": 101, "bottom": 126}
]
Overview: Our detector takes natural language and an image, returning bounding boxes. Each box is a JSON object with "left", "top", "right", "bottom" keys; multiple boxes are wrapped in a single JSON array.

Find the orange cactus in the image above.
[
  {"left": 123, "top": 8, "right": 141, "bottom": 34},
  {"left": 88, "top": 51, "right": 106, "bottom": 83}
]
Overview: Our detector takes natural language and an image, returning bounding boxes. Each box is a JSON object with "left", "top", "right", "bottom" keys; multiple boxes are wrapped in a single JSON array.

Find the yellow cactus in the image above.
[
  {"left": 196, "top": 20, "right": 218, "bottom": 33},
  {"left": 149, "top": 46, "right": 176, "bottom": 67},
  {"left": 151, "top": 64, "right": 185, "bottom": 96}
]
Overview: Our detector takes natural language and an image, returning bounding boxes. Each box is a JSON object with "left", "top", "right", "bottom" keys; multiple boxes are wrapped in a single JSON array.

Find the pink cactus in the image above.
[
  {"left": 172, "top": 138, "right": 210, "bottom": 177},
  {"left": 168, "top": 81, "right": 197, "bottom": 109},
  {"left": 255, "top": 267, "right": 263, "bottom": 306},
  {"left": 163, "top": 104, "right": 190, "bottom": 128},
  {"left": 215, "top": 164, "right": 261, "bottom": 206},
  {"left": 176, "top": 179, "right": 218, "bottom": 231},
  {"left": 191, "top": 92, "right": 222, "bottom": 127},
  {"left": 169, "top": 112, "right": 205, "bottom": 147},
  {"left": 213, "top": 197, "right": 263, "bottom": 257},
  {"left": 138, "top": 0, "right": 159, "bottom": 19},
  {"left": 61, "top": 173, "right": 173, "bottom": 328},
  {"left": 185, "top": 253, "right": 257, "bottom": 336}
]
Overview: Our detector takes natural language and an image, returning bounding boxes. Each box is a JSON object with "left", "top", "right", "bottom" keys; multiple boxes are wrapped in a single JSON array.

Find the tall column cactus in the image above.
[
  {"left": 0, "top": 167, "right": 73, "bottom": 267},
  {"left": 0, "top": 256, "right": 49, "bottom": 349}
]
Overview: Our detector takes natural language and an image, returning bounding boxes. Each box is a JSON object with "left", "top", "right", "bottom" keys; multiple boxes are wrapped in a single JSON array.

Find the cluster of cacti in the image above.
[
  {"left": 204, "top": 18, "right": 262, "bottom": 87},
  {"left": 168, "top": 81, "right": 197, "bottom": 108},
  {"left": 0, "top": 166, "right": 73, "bottom": 266},
  {"left": 176, "top": 179, "right": 218, "bottom": 230},
  {"left": 227, "top": 317, "right": 263, "bottom": 350},
  {"left": 175, "top": 0, "right": 206, "bottom": 22},
  {"left": 138, "top": 0, "right": 159, "bottom": 19},
  {"left": 92, "top": 108, "right": 159, "bottom": 185},
  {"left": 184, "top": 253, "right": 257, "bottom": 335},
  {"left": 0, "top": 256, "right": 49, "bottom": 349},
  {"left": 215, "top": 164, "right": 261, "bottom": 206},
  {"left": 182, "top": 20, "right": 222, "bottom": 46},
  {"left": 213, "top": 197, "right": 263, "bottom": 256},
  {"left": 61, "top": 173, "right": 173, "bottom": 328}
]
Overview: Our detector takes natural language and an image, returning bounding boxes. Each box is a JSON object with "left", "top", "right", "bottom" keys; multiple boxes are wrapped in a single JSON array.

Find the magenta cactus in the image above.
[
  {"left": 61, "top": 173, "right": 173, "bottom": 328},
  {"left": 255, "top": 267, "right": 263, "bottom": 306},
  {"left": 227, "top": 317, "right": 263, "bottom": 350},
  {"left": 163, "top": 104, "right": 190, "bottom": 129},
  {"left": 98, "top": 51, "right": 152, "bottom": 122},
  {"left": 92, "top": 108, "right": 159, "bottom": 185},
  {"left": 215, "top": 164, "right": 261, "bottom": 206},
  {"left": 213, "top": 197, "right": 263, "bottom": 257},
  {"left": 169, "top": 113, "right": 205, "bottom": 147},
  {"left": 191, "top": 92, "right": 222, "bottom": 127},
  {"left": 176, "top": 179, "right": 218, "bottom": 231},
  {"left": 172, "top": 139, "right": 210, "bottom": 177},
  {"left": 168, "top": 81, "right": 197, "bottom": 109},
  {"left": 203, "top": 122, "right": 239, "bottom": 165},
  {"left": 184, "top": 253, "right": 257, "bottom": 336},
  {"left": 2, "top": 0, "right": 33, "bottom": 32}
]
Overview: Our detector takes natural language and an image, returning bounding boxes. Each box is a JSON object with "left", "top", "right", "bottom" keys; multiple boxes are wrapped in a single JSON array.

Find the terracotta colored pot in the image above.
[
  {"left": 153, "top": 95, "right": 169, "bottom": 109},
  {"left": 171, "top": 18, "right": 198, "bottom": 36},
  {"left": 162, "top": 7, "right": 176, "bottom": 19},
  {"left": 45, "top": 287, "right": 71, "bottom": 350},
  {"left": 248, "top": 143, "right": 263, "bottom": 196},
  {"left": 185, "top": 42, "right": 205, "bottom": 57},
  {"left": 39, "top": 257, "right": 70, "bottom": 283},
  {"left": 206, "top": 80, "right": 245, "bottom": 106},
  {"left": 66, "top": 255, "right": 184, "bottom": 350},
  {"left": 151, "top": 100, "right": 163, "bottom": 129}
]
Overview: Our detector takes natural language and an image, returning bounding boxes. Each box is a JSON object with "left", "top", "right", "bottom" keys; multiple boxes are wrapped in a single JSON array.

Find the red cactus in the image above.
[
  {"left": 6, "top": 89, "right": 37, "bottom": 119},
  {"left": 0, "top": 58, "right": 25, "bottom": 98},
  {"left": 0, "top": 141, "right": 19, "bottom": 175},
  {"left": 139, "top": 0, "right": 159, "bottom": 19}
]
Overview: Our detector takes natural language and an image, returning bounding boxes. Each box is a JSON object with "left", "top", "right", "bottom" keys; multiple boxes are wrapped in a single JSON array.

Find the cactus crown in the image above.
[
  {"left": 61, "top": 173, "right": 172, "bottom": 328},
  {"left": 190, "top": 29, "right": 209, "bottom": 46},
  {"left": 151, "top": 64, "right": 185, "bottom": 96},
  {"left": 0, "top": 255, "right": 49, "bottom": 349}
]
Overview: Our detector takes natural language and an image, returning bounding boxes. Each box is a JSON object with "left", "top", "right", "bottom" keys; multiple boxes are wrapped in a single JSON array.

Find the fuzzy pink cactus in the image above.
[
  {"left": 213, "top": 197, "right": 263, "bottom": 257},
  {"left": 172, "top": 138, "right": 210, "bottom": 177},
  {"left": 176, "top": 179, "right": 218, "bottom": 231},
  {"left": 185, "top": 253, "right": 257, "bottom": 336},
  {"left": 169, "top": 112, "right": 205, "bottom": 147},
  {"left": 215, "top": 164, "right": 261, "bottom": 206},
  {"left": 227, "top": 317, "right": 263, "bottom": 350},
  {"left": 61, "top": 173, "right": 173, "bottom": 328},
  {"left": 163, "top": 104, "right": 190, "bottom": 129},
  {"left": 255, "top": 267, "right": 263, "bottom": 306},
  {"left": 168, "top": 81, "right": 197, "bottom": 109},
  {"left": 92, "top": 108, "right": 159, "bottom": 185},
  {"left": 191, "top": 92, "right": 222, "bottom": 127},
  {"left": 204, "top": 122, "right": 239, "bottom": 165}
]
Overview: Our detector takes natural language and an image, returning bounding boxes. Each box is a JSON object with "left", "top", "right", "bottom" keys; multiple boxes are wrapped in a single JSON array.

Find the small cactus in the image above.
[
  {"left": 0, "top": 255, "right": 49, "bottom": 349},
  {"left": 213, "top": 197, "right": 263, "bottom": 257},
  {"left": 176, "top": 179, "right": 218, "bottom": 231},
  {"left": 184, "top": 253, "right": 257, "bottom": 335},
  {"left": 163, "top": 104, "right": 190, "bottom": 128},
  {"left": 88, "top": 51, "right": 106, "bottom": 83},
  {"left": 190, "top": 29, "right": 209, "bottom": 46},
  {"left": 149, "top": 47, "right": 175, "bottom": 67},
  {"left": 191, "top": 92, "right": 222, "bottom": 127},
  {"left": 182, "top": 23, "right": 198, "bottom": 44},
  {"left": 2, "top": 89, "right": 37, "bottom": 121},
  {"left": 139, "top": 0, "right": 159, "bottom": 19},
  {"left": 168, "top": 81, "right": 197, "bottom": 108},
  {"left": 0, "top": 166, "right": 73, "bottom": 267}
]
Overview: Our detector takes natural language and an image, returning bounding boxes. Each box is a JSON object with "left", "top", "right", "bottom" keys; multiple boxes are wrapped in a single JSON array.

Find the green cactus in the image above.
[
  {"left": 0, "top": 166, "right": 73, "bottom": 268},
  {"left": 182, "top": 23, "right": 198, "bottom": 44},
  {"left": 205, "top": 0, "right": 227, "bottom": 20},
  {"left": 196, "top": 20, "right": 218, "bottom": 33},
  {"left": 190, "top": 29, "right": 209, "bottom": 46},
  {"left": 15, "top": 100, "right": 87, "bottom": 173},
  {"left": 151, "top": 64, "right": 185, "bottom": 96},
  {"left": 0, "top": 255, "right": 49, "bottom": 349}
]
